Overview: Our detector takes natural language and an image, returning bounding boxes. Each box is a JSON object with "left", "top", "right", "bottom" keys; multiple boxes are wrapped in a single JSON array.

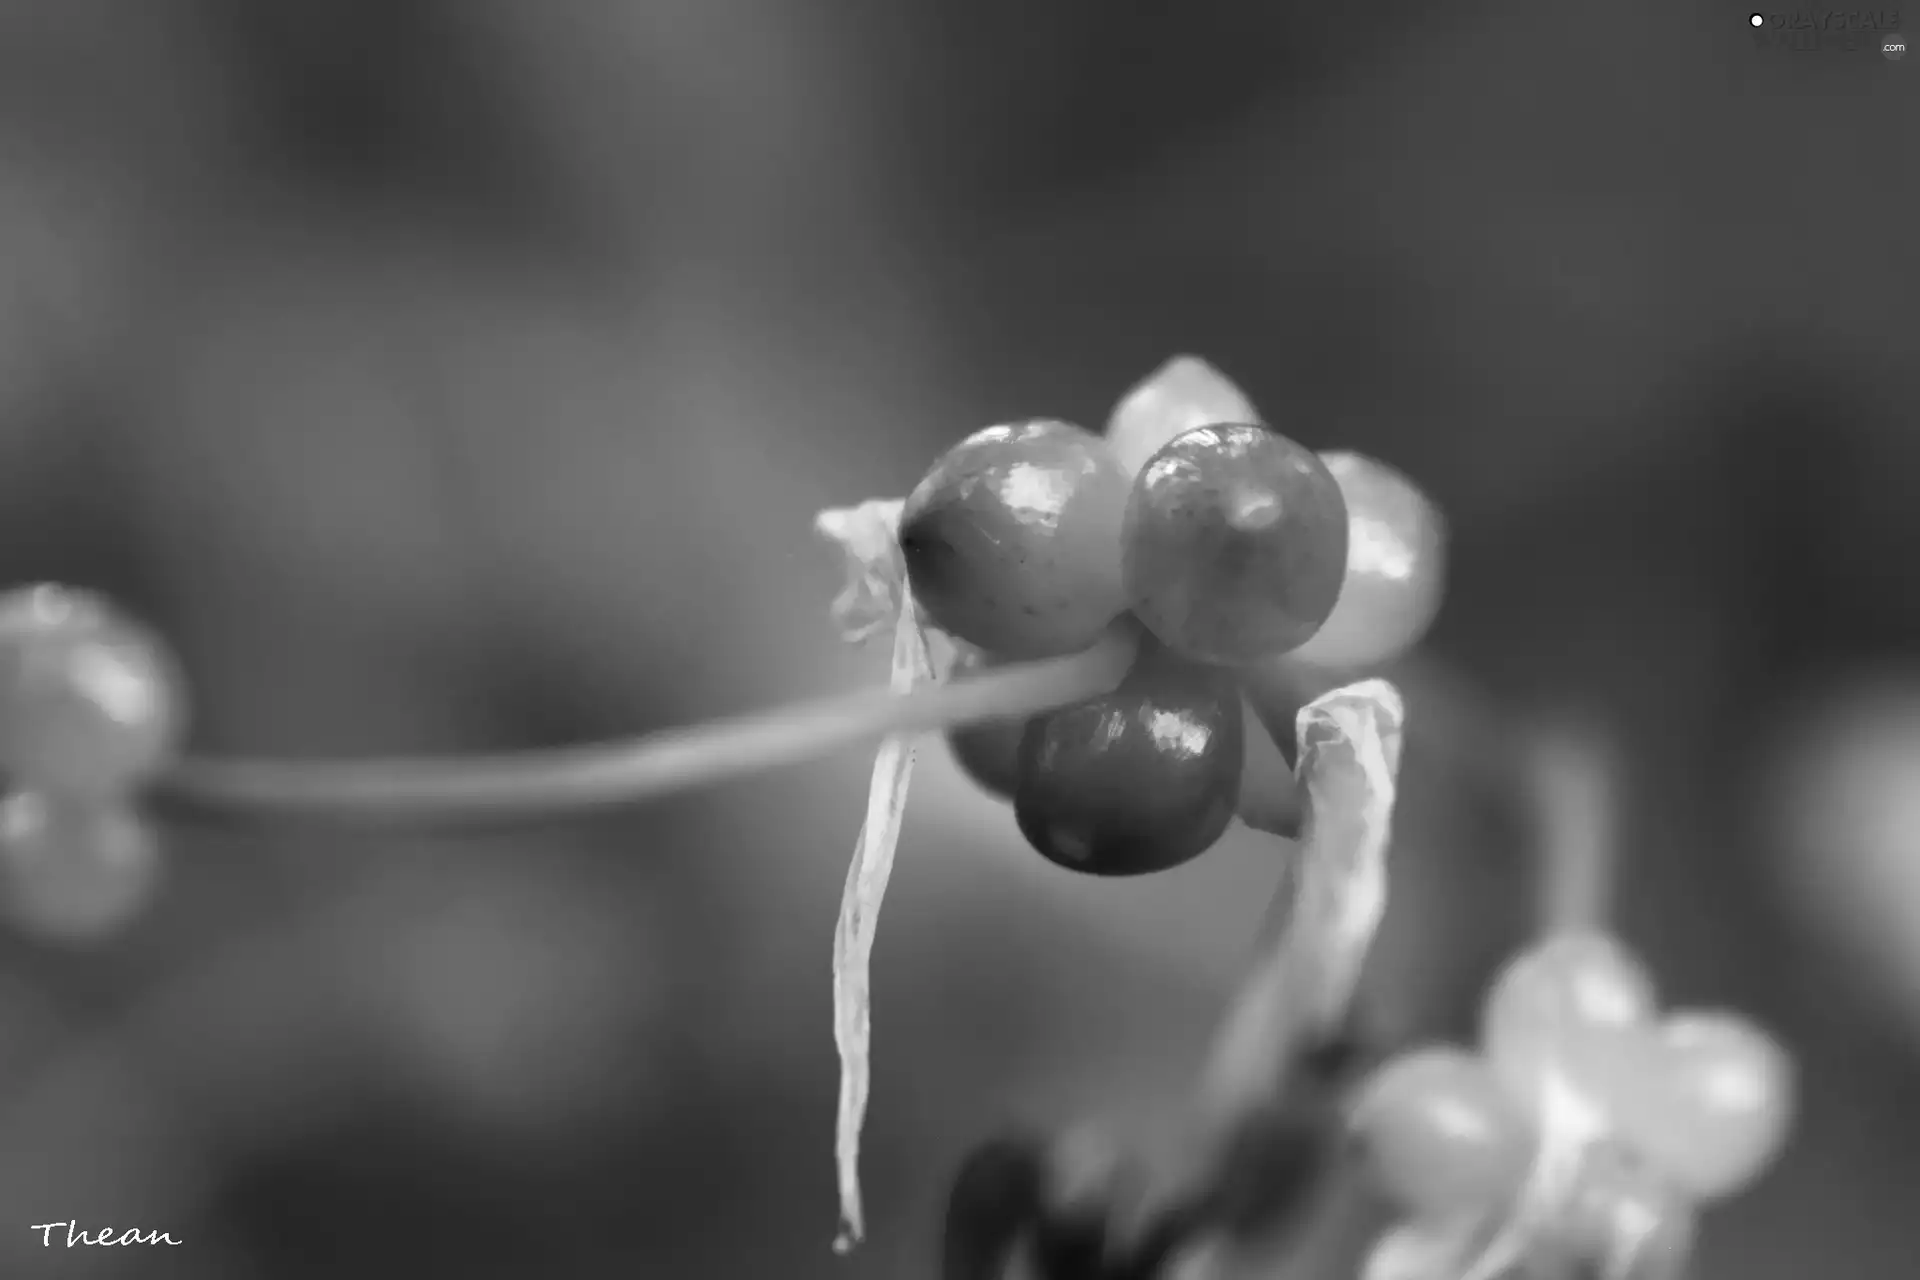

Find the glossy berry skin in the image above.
[
  {"left": 1613, "top": 1009, "right": 1795, "bottom": 1202},
  {"left": 1014, "top": 643, "right": 1243, "bottom": 876},
  {"left": 1121, "top": 424, "right": 1349, "bottom": 666},
  {"left": 1349, "top": 1044, "right": 1535, "bottom": 1221},
  {"left": 0, "top": 584, "right": 186, "bottom": 797},
  {"left": 1288, "top": 452, "right": 1447, "bottom": 671},
  {"left": 900, "top": 421, "right": 1131, "bottom": 659},
  {"left": 0, "top": 790, "right": 161, "bottom": 942},
  {"left": 943, "top": 651, "right": 1026, "bottom": 802},
  {"left": 1104, "top": 356, "right": 1260, "bottom": 479},
  {"left": 1481, "top": 931, "right": 1657, "bottom": 1111}
]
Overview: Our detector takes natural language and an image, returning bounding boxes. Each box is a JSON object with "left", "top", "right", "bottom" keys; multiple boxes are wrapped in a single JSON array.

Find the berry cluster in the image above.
[
  {"left": 0, "top": 355, "right": 1800, "bottom": 1279},
  {"left": 905, "top": 358, "right": 1445, "bottom": 873},
  {"left": 0, "top": 584, "right": 185, "bottom": 941},
  {"left": 1352, "top": 932, "right": 1794, "bottom": 1279}
]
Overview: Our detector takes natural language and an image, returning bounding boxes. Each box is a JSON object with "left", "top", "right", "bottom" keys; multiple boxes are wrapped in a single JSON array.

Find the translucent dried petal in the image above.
[
  {"left": 829, "top": 579, "right": 936, "bottom": 1253},
  {"left": 816, "top": 498, "right": 908, "bottom": 644},
  {"left": 1287, "top": 680, "right": 1406, "bottom": 1025},
  {"left": 1202, "top": 679, "right": 1405, "bottom": 1118},
  {"left": 1105, "top": 355, "right": 1261, "bottom": 478}
]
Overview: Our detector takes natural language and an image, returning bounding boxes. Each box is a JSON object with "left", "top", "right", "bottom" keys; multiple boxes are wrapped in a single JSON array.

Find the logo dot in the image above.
[{"left": 1749, "top": 12, "right": 1765, "bottom": 26}]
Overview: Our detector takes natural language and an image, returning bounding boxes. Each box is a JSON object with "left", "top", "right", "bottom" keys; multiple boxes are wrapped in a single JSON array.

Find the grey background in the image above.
[{"left": 0, "top": 1, "right": 1912, "bottom": 1277}]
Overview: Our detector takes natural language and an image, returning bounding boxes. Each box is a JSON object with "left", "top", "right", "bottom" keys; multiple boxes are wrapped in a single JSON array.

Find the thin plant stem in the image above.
[
  {"left": 144, "top": 632, "right": 1135, "bottom": 828},
  {"left": 1528, "top": 717, "right": 1619, "bottom": 937}
]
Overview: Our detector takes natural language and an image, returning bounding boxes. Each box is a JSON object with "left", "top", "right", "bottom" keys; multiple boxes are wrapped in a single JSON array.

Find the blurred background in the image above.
[{"left": 0, "top": 0, "right": 1913, "bottom": 1275}]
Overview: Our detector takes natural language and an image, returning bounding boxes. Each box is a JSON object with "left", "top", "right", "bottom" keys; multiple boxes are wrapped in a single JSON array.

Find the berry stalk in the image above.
[
  {"left": 146, "top": 631, "right": 1136, "bottom": 827},
  {"left": 1527, "top": 719, "right": 1619, "bottom": 936}
]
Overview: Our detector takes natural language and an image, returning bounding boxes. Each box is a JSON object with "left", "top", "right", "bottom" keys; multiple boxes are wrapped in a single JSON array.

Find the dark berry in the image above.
[
  {"left": 1014, "top": 642, "right": 1243, "bottom": 876},
  {"left": 1121, "top": 425, "right": 1348, "bottom": 666},
  {"left": 944, "top": 649, "right": 1028, "bottom": 802},
  {"left": 901, "top": 421, "right": 1130, "bottom": 659}
]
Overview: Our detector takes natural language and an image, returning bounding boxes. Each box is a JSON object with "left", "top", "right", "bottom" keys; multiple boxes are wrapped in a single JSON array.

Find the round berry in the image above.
[
  {"left": 1014, "top": 642, "right": 1243, "bottom": 876},
  {"left": 946, "top": 721, "right": 1026, "bottom": 803},
  {"left": 1287, "top": 452, "right": 1447, "bottom": 671},
  {"left": 1482, "top": 931, "right": 1657, "bottom": 1109},
  {"left": 1613, "top": 1009, "right": 1795, "bottom": 1202},
  {"left": 1540, "top": 1143, "right": 1695, "bottom": 1280},
  {"left": 899, "top": 421, "right": 1131, "bottom": 658},
  {"left": 0, "top": 790, "right": 161, "bottom": 942},
  {"left": 1349, "top": 1044, "right": 1534, "bottom": 1220},
  {"left": 0, "top": 584, "right": 187, "bottom": 797},
  {"left": 1104, "top": 356, "right": 1260, "bottom": 479},
  {"left": 1121, "top": 424, "right": 1348, "bottom": 666},
  {"left": 944, "top": 651, "right": 1027, "bottom": 802}
]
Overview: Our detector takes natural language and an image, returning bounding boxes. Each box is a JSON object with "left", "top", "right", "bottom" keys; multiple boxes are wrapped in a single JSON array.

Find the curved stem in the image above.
[
  {"left": 1527, "top": 717, "right": 1618, "bottom": 937},
  {"left": 143, "top": 633, "right": 1135, "bottom": 828}
]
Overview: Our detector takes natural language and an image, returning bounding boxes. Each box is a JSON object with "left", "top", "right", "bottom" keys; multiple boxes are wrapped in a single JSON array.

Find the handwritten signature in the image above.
[{"left": 30, "top": 1221, "right": 182, "bottom": 1248}]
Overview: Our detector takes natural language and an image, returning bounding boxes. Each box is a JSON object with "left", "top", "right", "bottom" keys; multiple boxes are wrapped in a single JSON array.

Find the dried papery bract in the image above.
[
  {"left": 1200, "top": 679, "right": 1405, "bottom": 1124},
  {"left": 817, "top": 499, "right": 939, "bottom": 1252},
  {"left": 816, "top": 498, "right": 908, "bottom": 644},
  {"left": 831, "top": 598, "right": 934, "bottom": 1252},
  {"left": 1105, "top": 356, "right": 1261, "bottom": 479},
  {"left": 815, "top": 499, "right": 1139, "bottom": 1251}
]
